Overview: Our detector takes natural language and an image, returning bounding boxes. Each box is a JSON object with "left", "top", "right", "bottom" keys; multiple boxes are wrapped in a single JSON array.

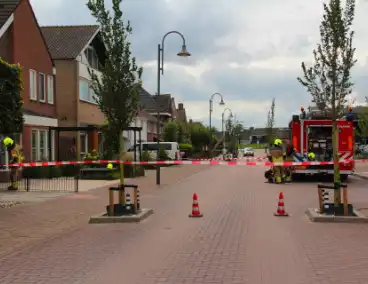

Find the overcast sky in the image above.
[{"left": 31, "top": 0, "right": 368, "bottom": 129}]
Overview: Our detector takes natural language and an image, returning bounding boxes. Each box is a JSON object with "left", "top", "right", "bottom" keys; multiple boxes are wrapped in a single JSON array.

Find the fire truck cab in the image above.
[{"left": 289, "top": 106, "right": 356, "bottom": 181}]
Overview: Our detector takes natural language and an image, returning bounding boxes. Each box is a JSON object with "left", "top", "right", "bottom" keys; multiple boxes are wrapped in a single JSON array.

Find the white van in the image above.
[{"left": 127, "top": 142, "right": 181, "bottom": 160}]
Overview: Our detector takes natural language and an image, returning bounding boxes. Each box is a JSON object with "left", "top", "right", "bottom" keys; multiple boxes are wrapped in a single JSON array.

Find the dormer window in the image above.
[{"left": 85, "top": 46, "right": 99, "bottom": 70}]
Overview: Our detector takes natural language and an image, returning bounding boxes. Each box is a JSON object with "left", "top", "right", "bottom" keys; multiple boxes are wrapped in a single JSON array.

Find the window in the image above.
[
  {"left": 85, "top": 46, "right": 99, "bottom": 70},
  {"left": 79, "top": 78, "right": 97, "bottom": 104},
  {"left": 39, "top": 73, "right": 45, "bottom": 102},
  {"left": 90, "top": 86, "right": 97, "bottom": 103},
  {"left": 79, "top": 79, "right": 90, "bottom": 101},
  {"left": 31, "top": 130, "right": 38, "bottom": 161},
  {"left": 142, "top": 143, "right": 172, "bottom": 151},
  {"left": 39, "top": 130, "right": 47, "bottom": 160},
  {"left": 31, "top": 129, "right": 52, "bottom": 161},
  {"left": 80, "top": 133, "right": 88, "bottom": 155},
  {"left": 29, "top": 70, "right": 37, "bottom": 100},
  {"left": 47, "top": 75, "right": 54, "bottom": 104}
]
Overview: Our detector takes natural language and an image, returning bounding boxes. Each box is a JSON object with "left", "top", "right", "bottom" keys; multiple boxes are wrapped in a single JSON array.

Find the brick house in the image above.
[
  {"left": 41, "top": 25, "right": 106, "bottom": 160},
  {"left": 143, "top": 93, "right": 179, "bottom": 123},
  {"left": 0, "top": 0, "right": 57, "bottom": 163},
  {"left": 176, "top": 103, "right": 187, "bottom": 123},
  {"left": 139, "top": 87, "right": 162, "bottom": 142}
]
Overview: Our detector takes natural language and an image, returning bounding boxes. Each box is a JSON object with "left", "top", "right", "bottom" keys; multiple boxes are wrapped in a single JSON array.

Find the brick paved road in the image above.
[{"left": 0, "top": 165, "right": 368, "bottom": 284}]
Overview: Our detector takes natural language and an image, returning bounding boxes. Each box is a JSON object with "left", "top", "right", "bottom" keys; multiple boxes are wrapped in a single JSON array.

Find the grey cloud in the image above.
[{"left": 31, "top": 0, "right": 368, "bottom": 128}]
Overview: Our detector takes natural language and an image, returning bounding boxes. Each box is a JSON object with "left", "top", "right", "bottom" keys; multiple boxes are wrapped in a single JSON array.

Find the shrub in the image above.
[
  {"left": 179, "top": 143, "right": 192, "bottom": 150},
  {"left": 141, "top": 150, "right": 152, "bottom": 161},
  {"left": 83, "top": 149, "right": 101, "bottom": 168},
  {"left": 158, "top": 147, "right": 169, "bottom": 160}
]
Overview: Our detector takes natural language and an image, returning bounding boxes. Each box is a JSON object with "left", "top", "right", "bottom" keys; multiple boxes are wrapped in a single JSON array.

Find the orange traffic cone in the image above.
[
  {"left": 189, "top": 193, "right": 203, "bottom": 218},
  {"left": 274, "top": 192, "right": 289, "bottom": 217}
]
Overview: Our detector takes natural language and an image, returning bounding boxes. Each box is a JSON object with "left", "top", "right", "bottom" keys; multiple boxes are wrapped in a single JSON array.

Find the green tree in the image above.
[
  {"left": 87, "top": 0, "right": 143, "bottom": 186},
  {"left": 188, "top": 123, "right": 211, "bottom": 151},
  {"left": 357, "top": 97, "right": 368, "bottom": 138},
  {"left": 163, "top": 121, "right": 178, "bottom": 142},
  {"left": 0, "top": 59, "right": 23, "bottom": 136},
  {"left": 297, "top": 0, "right": 356, "bottom": 208},
  {"left": 177, "top": 121, "right": 190, "bottom": 144},
  {"left": 266, "top": 98, "right": 275, "bottom": 144}
]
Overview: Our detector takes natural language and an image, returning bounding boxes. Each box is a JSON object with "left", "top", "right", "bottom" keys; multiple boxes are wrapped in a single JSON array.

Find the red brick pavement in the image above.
[
  {"left": 0, "top": 166, "right": 368, "bottom": 283},
  {"left": 0, "top": 165, "right": 209, "bottom": 259}
]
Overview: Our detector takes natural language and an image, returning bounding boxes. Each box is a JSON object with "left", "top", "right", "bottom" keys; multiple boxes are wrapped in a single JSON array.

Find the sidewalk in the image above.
[
  {"left": 0, "top": 165, "right": 209, "bottom": 259},
  {"left": 353, "top": 162, "right": 368, "bottom": 179}
]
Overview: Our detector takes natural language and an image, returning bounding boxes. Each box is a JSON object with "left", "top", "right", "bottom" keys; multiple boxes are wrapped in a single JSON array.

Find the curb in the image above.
[{"left": 352, "top": 173, "right": 368, "bottom": 180}]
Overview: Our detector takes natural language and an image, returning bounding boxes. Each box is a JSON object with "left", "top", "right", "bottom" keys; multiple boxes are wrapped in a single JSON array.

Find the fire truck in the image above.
[{"left": 289, "top": 106, "right": 356, "bottom": 181}]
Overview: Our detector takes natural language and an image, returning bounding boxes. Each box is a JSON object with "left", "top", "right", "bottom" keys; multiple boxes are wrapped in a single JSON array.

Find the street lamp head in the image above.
[
  {"left": 229, "top": 113, "right": 233, "bottom": 118},
  {"left": 219, "top": 99, "right": 225, "bottom": 106},
  {"left": 177, "top": 44, "right": 191, "bottom": 57}
]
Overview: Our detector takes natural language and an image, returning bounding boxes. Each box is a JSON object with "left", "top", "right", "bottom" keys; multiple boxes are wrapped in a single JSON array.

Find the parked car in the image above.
[
  {"left": 242, "top": 147, "right": 255, "bottom": 156},
  {"left": 127, "top": 142, "right": 181, "bottom": 160}
]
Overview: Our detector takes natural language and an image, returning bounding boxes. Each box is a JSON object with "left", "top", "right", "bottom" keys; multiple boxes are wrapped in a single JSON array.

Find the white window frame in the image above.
[
  {"left": 79, "top": 78, "right": 90, "bottom": 102},
  {"left": 39, "top": 73, "right": 46, "bottom": 102},
  {"left": 31, "top": 129, "right": 38, "bottom": 161},
  {"left": 39, "top": 129, "right": 47, "bottom": 160},
  {"left": 79, "top": 77, "right": 97, "bottom": 104},
  {"left": 31, "top": 129, "right": 53, "bottom": 161},
  {"left": 47, "top": 75, "right": 54, "bottom": 104},
  {"left": 80, "top": 132, "right": 88, "bottom": 159},
  {"left": 29, "top": 69, "right": 37, "bottom": 101},
  {"left": 51, "top": 130, "right": 55, "bottom": 161},
  {"left": 85, "top": 46, "right": 99, "bottom": 70}
]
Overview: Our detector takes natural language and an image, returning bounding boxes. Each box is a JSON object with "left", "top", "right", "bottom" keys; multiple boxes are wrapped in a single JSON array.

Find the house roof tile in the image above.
[
  {"left": 0, "top": 0, "right": 20, "bottom": 28},
  {"left": 40, "top": 25, "right": 99, "bottom": 59}
]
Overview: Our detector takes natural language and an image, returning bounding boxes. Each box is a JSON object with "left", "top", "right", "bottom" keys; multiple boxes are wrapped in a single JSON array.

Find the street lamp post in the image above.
[
  {"left": 221, "top": 108, "right": 233, "bottom": 154},
  {"left": 156, "top": 31, "right": 191, "bottom": 185},
  {"left": 209, "top": 93, "right": 225, "bottom": 153}
]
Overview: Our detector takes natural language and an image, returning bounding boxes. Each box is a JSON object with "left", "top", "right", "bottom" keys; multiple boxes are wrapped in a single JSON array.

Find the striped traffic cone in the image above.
[
  {"left": 189, "top": 193, "right": 203, "bottom": 218},
  {"left": 274, "top": 192, "right": 289, "bottom": 217}
]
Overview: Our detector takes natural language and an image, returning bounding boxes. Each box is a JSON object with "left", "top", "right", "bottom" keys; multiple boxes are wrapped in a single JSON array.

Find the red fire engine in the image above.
[{"left": 289, "top": 106, "right": 356, "bottom": 181}]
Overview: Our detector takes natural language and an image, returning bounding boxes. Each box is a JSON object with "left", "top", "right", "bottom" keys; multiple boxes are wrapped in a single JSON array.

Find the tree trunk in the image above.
[
  {"left": 331, "top": 61, "right": 341, "bottom": 210},
  {"left": 119, "top": 130, "right": 125, "bottom": 204},
  {"left": 332, "top": 122, "right": 341, "bottom": 207}
]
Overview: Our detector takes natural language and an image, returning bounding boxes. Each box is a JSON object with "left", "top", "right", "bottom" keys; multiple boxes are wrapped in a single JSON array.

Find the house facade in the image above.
[
  {"left": 41, "top": 25, "right": 106, "bottom": 160},
  {"left": 0, "top": 0, "right": 57, "bottom": 163}
]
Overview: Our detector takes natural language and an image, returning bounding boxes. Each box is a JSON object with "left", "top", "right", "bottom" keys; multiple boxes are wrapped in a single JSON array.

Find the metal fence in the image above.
[{"left": 0, "top": 167, "right": 78, "bottom": 192}]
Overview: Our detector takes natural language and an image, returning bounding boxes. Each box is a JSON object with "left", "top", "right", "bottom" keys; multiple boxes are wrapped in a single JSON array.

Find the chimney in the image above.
[{"left": 178, "top": 103, "right": 184, "bottom": 110}]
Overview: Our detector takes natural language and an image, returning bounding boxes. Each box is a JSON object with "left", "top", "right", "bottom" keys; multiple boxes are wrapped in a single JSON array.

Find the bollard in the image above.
[
  {"left": 137, "top": 189, "right": 140, "bottom": 211},
  {"left": 322, "top": 189, "right": 329, "bottom": 212},
  {"left": 126, "top": 193, "right": 132, "bottom": 212},
  {"left": 317, "top": 183, "right": 349, "bottom": 216}
]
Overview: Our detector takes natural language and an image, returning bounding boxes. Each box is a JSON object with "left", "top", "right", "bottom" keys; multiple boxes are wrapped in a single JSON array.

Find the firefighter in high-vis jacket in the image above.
[
  {"left": 3, "top": 137, "right": 23, "bottom": 191},
  {"left": 269, "top": 138, "right": 284, "bottom": 184},
  {"left": 283, "top": 138, "right": 295, "bottom": 183}
]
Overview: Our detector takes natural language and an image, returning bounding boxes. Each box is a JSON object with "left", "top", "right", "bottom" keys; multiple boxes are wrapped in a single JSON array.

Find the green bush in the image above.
[
  {"left": 83, "top": 150, "right": 101, "bottom": 168},
  {"left": 179, "top": 143, "right": 192, "bottom": 150},
  {"left": 158, "top": 147, "right": 169, "bottom": 160},
  {"left": 141, "top": 150, "right": 152, "bottom": 162}
]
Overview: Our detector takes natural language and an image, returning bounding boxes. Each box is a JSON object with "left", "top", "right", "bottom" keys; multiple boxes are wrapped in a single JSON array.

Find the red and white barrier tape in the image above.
[
  {"left": 0, "top": 158, "right": 366, "bottom": 168},
  {"left": 191, "top": 157, "right": 268, "bottom": 161}
]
